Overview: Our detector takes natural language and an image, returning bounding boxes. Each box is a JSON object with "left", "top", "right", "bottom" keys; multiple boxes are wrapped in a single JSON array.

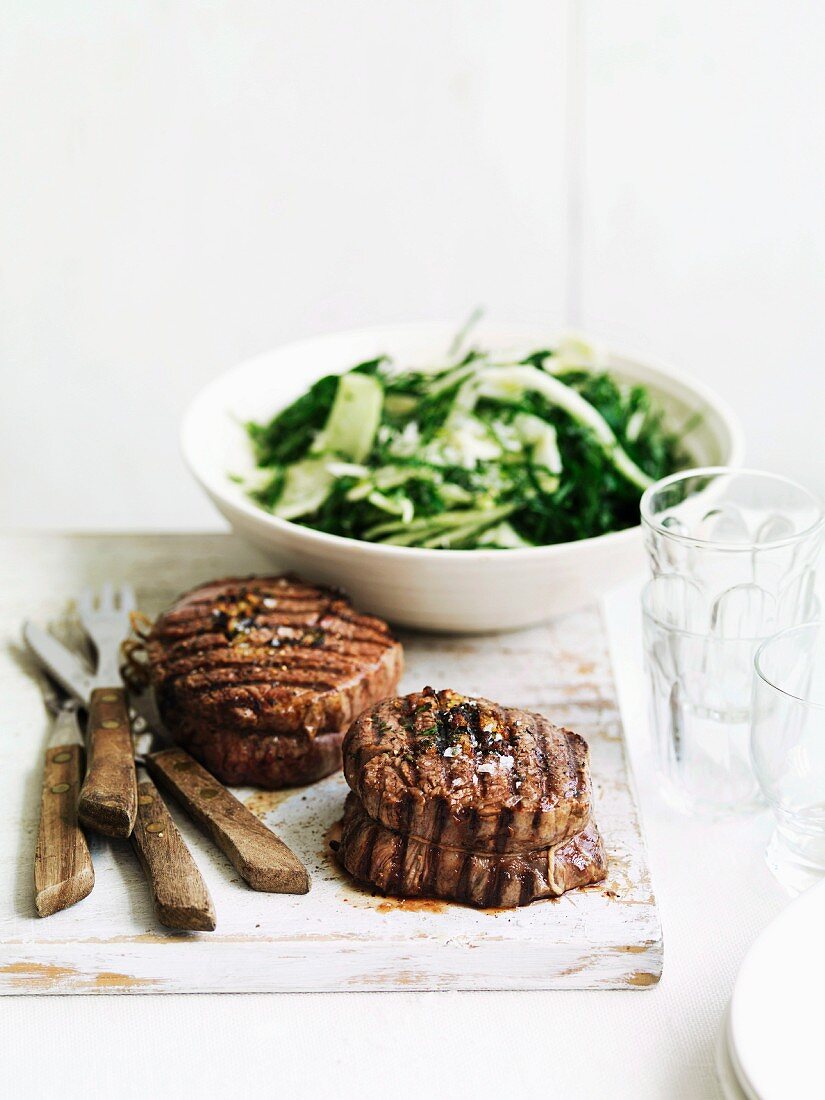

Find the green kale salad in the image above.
[{"left": 242, "top": 336, "right": 692, "bottom": 550}]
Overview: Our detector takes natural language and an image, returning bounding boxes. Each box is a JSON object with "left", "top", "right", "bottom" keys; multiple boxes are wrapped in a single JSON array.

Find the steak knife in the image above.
[
  {"left": 23, "top": 621, "right": 309, "bottom": 896},
  {"left": 32, "top": 678, "right": 95, "bottom": 917},
  {"left": 131, "top": 731, "right": 216, "bottom": 932},
  {"left": 24, "top": 623, "right": 215, "bottom": 929}
]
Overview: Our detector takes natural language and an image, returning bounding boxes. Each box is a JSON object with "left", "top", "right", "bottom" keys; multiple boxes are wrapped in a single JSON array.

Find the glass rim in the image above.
[
  {"left": 640, "top": 466, "right": 825, "bottom": 552},
  {"left": 754, "top": 620, "right": 825, "bottom": 712}
]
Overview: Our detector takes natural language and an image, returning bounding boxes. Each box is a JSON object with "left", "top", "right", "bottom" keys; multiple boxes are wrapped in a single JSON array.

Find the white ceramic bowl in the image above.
[{"left": 182, "top": 324, "right": 744, "bottom": 632}]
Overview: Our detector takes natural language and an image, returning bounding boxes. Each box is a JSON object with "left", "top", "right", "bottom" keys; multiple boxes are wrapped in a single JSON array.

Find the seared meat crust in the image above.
[
  {"left": 145, "top": 575, "right": 403, "bottom": 787},
  {"left": 339, "top": 792, "right": 607, "bottom": 908},
  {"left": 343, "top": 687, "right": 591, "bottom": 854},
  {"left": 173, "top": 724, "right": 346, "bottom": 788},
  {"left": 338, "top": 686, "right": 607, "bottom": 907}
]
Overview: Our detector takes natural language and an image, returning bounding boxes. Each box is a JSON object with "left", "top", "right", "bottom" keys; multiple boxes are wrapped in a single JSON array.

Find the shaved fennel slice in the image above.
[
  {"left": 311, "top": 372, "right": 383, "bottom": 463},
  {"left": 512, "top": 413, "right": 562, "bottom": 493},
  {"left": 470, "top": 365, "right": 652, "bottom": 491},
  {"left": 365, "top": 503, "right": 515, "bottom": 546},
  {"left": 475, "top": 522, "right": 534, "bottom": 549},
  {"left": 272, "top": 457, "right": 335, "bottom": 520},
  {"left": 367, "top": 490, "right": 414, "bottom": 524}
]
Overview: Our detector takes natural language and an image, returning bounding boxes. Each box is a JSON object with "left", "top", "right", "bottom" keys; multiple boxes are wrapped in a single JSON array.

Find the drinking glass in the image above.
[
  {"left": 642, "top": 584, "right": 767, "bottom": 813},
  {"left": 752, "top": 622, "right": 825, "bottom": 893},
  {"left": 640, "top": 468, "right": 824, "bottom": 814}
]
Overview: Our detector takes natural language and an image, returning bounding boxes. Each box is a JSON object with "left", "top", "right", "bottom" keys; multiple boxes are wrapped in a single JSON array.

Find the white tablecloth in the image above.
[{"left": 1, "top": 577, "right": 788, "bottom": 1100}]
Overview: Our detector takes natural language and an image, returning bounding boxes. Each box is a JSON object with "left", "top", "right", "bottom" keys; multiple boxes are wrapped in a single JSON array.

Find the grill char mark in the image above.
[
  {"left": 344, "top": 690, "right": 592, "bottom": 856},
  {"left": 154, "top": 610, "right": 392, "bottom": 653},
  {"left": 338, "top": 793, "right": 607, "bottom": 909},
  {"left": 144, "top": 575, "right": 404, "bottom": 783},
  {"left": 166, "top": 663, "right": 365, "bottom": 698}
]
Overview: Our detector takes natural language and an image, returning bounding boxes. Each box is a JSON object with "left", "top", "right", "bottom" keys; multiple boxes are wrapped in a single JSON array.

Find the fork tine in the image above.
[
  {"left": 100, "top": 581, "right": 114, "bottom": 611},
  {"left": 119, "top": 583, "right": 137, "bottom": 614}
]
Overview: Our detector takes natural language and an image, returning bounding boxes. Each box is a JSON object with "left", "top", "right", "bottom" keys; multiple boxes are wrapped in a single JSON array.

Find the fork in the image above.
[{"left": 76, "top": 583, "right": 139, "bottom": 838}]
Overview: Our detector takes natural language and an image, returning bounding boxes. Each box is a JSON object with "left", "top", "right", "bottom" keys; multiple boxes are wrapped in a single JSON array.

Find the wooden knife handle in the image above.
[
  {"left": 35, "top": 744, "right": 95, "bottom": 917},
  {"left": 131, "top": 777, "right": 216, "bottom": 932},
  {"left": 78, "top": 687, "right": 138, "bottom": 838},
  {"left": 145, "top": 748, "right": 309, "bottom": 894}
]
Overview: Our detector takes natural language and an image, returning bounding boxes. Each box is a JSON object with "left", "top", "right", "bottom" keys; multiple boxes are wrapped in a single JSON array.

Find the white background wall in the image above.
[{"left": 2, "top": 1, "right": 823, "bottom": 531}]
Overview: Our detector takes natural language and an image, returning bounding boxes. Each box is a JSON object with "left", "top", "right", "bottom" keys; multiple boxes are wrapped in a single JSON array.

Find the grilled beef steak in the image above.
[
  {"left": 338, "top": 687, "right": 607, "bottom": 907},
  {"left": 145, "top": 576, "right": 404, "bottom": 787},
  {"left": 344, "top": 687, "right": 592, "bottom": 854},
  {"left": 340, "top": 792, "right": 606, "bottom": 907}
]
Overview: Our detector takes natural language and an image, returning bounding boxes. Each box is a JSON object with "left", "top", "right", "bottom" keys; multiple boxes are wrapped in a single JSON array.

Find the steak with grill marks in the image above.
[
  {"left": 339, "top": 792, "right": 607, "bottom": 907},
  {"left": 343, "top": 687, "right": 592, "bottom": 854},
  {"left": 145, "top": 575, "right": 404, "bottom": 788},
  {"left": 337, "top": 687, "right": 607, "bottom": 907}
]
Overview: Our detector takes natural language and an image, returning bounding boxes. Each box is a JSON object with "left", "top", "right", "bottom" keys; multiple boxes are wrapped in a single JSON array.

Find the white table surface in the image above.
[{"left": 0, "top": 563, "right": 789, "bottom": 1100}]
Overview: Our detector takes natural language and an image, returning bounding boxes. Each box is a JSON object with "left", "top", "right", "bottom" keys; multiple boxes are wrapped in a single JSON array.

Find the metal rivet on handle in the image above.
[
  {"left": 146, "top": 823, "right": 165, "bottom": 835},
  {"left": 52, "top": 751, "right": 72, "bottom": 763},
  {"left": 138, "top": 794, "right": 154, "bottom": 806},
  {"left": 101, "top": 719, "right": 120, "bottom": 729},
  {"left": 199, "top": 788, "right": 218, "bottom": 800},
  {"left": 100, "top": 693, "right": 119, "bottom": 703},
  {"left": 50, "top": 783, "right": 71, "bottom": 794}
]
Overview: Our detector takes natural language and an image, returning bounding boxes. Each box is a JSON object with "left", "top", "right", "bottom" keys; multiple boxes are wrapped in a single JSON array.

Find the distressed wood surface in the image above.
[
  {"left": 78, "top": 686, "right": 138, "bottom": 839},
  {"left": 0, "top": 534, "right": 662, "bottom": 994},
  {"left": 145, "top": 748, "right": 309, "bottom": 895},
  {"left": 130, "top": 775, "right": 216, "bottom": 932},
  {"left": 34, "top": 743, "right": 94, "bottom": 918}
]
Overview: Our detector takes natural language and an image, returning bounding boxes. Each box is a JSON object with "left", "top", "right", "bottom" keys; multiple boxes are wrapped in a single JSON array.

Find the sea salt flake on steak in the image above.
[{"left": 342, "top": 686, "right": 594, "bottom": 855}]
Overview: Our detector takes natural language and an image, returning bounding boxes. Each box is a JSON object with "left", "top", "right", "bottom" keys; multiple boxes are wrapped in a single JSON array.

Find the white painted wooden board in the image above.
[{"left": 0, "top": 534, "right": 661, "bottom": 993}]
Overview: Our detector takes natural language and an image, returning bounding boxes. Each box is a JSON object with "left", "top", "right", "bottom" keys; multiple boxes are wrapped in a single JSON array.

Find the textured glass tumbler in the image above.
[
  {"left": 753, "top": 622, "right": 825, "bottom": 893},
  {"left": 642, "top": 585, "right": 765, "bottom": 813},
  {"left": 641, "top": 468, "right": 824, "bottom": 814}
]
